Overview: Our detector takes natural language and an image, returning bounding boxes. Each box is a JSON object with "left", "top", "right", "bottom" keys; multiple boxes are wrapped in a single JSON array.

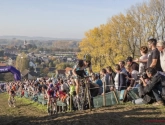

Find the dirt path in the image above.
[{"left": 0, "top": 93, "right": 165, "bottom": 125}]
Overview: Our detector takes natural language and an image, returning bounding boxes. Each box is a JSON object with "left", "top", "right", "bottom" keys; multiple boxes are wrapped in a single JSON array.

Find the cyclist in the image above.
[
  {"left": 72, "top": 54, "right": 93, "bottom": 96},
  {"left": 8, "top": 85, "right": 16, "bottom": 107},
  {"left": 46, "top": 80, "right": 57, "bottom": 114}
]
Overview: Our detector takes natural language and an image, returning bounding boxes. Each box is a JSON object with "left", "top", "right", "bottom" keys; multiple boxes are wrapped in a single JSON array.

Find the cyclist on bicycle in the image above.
[
  {"left": 72, "top": 54, "right": 93, "bottom": 96},
  {"left": 46, "top": 80, "right": 57, "bottom": 114},
  {"left": 8, "top": 85, "right": 16, "bottom": 107}
]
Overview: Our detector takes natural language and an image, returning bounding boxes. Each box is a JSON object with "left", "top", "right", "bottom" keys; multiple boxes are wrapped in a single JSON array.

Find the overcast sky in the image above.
[{"left": 0, "top": 0, "right": 147, "bottom": 39}]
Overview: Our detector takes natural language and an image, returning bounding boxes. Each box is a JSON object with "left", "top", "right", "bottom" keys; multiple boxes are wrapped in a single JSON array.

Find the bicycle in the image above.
[
  {"left": 77, "top": 75, "right": 92, "bottom": 111},
  {"left": 48, "top": 96, "right": 57, "bottom": 115},
  {"left": 8, "top": 93, "right": 16, "bottom": 107}
]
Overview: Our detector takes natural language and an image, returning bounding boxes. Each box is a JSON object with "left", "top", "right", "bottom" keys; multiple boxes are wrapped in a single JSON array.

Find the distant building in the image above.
[
  {"left": 7, "top": 58, "right": 16, "bottom": 66},
  {"left": 29, "top": 61, "right": 36, "bottom": 69},
  {"left": 4, "top": 48, "right": 18, "bottom": 55},
  {"left": 21, "top": 69, "right": 30, "bottom": 79},
  {"left": 0, "top": 44, "right": 7, "bottom": 50},
  {"left": 24, "top": 40, "right": 28, "bottom": 46},
  {"left": 21, "top": 69, "right": 39, "bottom": 80},
  {"left": 41, "top": 56, "right": 49, "bottom": 63},
  {"left": 67, "top": 58, "right": 72, "bottom": 61},
  {"left": 35, "top": 68, "right": 41, "bottom": 73},
  {"left": 23, "top": 40, "right": 35, "bottom": 49},
  {"left": 0, "top": 62, "right": 7, "bottom": 66},
  {"left": 65, "top": 67, "right": 73, "bottom": 78},
  {"left": 49, "top": 67, "right": 56, "bottom": 73},
  {"left": 56, "top": 70, "right": 65, "bottom": 78},
  {"left": 28, "top": 71, "right": 39, "bottom": 79}
]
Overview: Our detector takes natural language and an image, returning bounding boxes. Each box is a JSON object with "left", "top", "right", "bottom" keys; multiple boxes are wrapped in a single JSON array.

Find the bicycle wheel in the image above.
[
  {"left": 79, "top": 86, "right": 85, "bottom": 110},
  {"left": 49, "top": 100, "right": 53, "bottom": 115},
  {"left": 12, "top": 97, "right": 16, "bottom": 107},
  {"left": 82, "top": 85, "right": 87, "bottom": 110},
  {"left": 85, "top": 81, "right": 91, "bottom": 111},
  {"left": 8, "top": 98, "right": 12, "bottom": 107},
  {"left": 53, "top": 102, "right": 57, "bottom": 114},
  {"left": 52, "top": 98, "right": 57, "bottom": 115}
]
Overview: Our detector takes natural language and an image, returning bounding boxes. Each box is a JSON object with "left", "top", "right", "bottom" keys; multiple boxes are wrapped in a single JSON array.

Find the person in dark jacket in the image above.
[
  {"left": 100, "top": 68, "right": 110, "bottom": 93},
  {"left": 126, "top": 57, "right": 139, "bottom": 72},
  {"left": 139, "top": 67, "right": 165, "bottom": 105},
  {"left": 114, "top": 64, "right": 127, "bottom": 91},
  {"left": 119, "top": 61, "right": 127, "bottom": 74},
  {"left": 106, "top": 66, "right": 116, "bottom": 91}
]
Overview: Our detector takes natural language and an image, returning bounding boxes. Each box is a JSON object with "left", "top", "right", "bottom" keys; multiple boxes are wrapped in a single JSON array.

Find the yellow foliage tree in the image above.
[
  {"left": 15, "top": 53, "right": 29, "bottom": 72},
  {"left": 78, "top": 0, "right": 165, "bottom": 72}
]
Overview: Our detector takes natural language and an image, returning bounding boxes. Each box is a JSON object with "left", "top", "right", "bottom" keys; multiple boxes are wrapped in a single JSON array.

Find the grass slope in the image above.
[{"left": 0, "top": 93, "right": 165, "bottom": 125}]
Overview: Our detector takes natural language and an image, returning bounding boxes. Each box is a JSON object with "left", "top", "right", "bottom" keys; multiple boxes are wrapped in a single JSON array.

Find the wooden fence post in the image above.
[
  {"left": 70, "top": 94, "right": 72, "bottom": 112},
  {"left": 103, "top": 81, "right": 106, "bottom": 106}
]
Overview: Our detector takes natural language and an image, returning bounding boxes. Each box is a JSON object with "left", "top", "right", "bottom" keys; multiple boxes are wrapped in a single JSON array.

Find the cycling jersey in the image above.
[
  {"left": 48, "top": 83, "right": 54, "bottom": 90},
  {"left": 10, "top": 90, "right": 15, "bottom": 95},
  {"left": 55, "top": 83, "right": 60, "bottom": 91},
  {"left": 47, "top": 83, "right": 55, "bottom": 97},
  {"left": 47, "top": 90, "right": 54, "bottom": 97}
]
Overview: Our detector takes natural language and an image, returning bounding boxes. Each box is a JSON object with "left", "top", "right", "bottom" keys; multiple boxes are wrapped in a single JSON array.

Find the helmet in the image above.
[
  {"left": 84, "top": 54, "right": 91, "bottom": 62},
  {"left": 49, "top": 84, "right": 53, "bottom": 88}
]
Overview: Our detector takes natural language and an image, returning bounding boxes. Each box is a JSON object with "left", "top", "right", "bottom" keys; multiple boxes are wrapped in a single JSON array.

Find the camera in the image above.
[{"left": 138, "top": 72, "right": 148, "bottom": 79}]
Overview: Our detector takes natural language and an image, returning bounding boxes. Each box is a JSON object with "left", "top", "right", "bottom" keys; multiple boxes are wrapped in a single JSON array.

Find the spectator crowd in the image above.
[{"left": 2, "top": 38, "right": 165, "bottom": 111}]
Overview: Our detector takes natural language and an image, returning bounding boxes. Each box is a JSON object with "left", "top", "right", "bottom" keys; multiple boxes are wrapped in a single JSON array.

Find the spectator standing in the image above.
[
  {"left": 100, "top": 68, "right": 110, "bottom": 93},
  {"left": 93, "top": 74, "right": 103, "bottom": 94},
  {"left": 119, "top": 61, "right": 127, "bottom": 74},
  {"left": 147, "top": 38, "right": 162, "bottom": 71},
  {"left": 126, "top": 57, "right": 139, "bottom": 72},
  {"left": 157, "top": 40, "right": 165, "bottom": 72},
  {"left": 106, "top": 66, "right": 116, "bottom": 91},
  {"left": 134, "top": 46, "right": 148, "bottom": 74},
  {"left": 114, "top": 64, "right": 127, "bottom": 91}
]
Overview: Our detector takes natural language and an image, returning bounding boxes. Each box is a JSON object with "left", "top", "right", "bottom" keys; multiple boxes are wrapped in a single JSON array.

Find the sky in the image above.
[{"left": 0, "top": 0, "right": 147, "bottom": 39}]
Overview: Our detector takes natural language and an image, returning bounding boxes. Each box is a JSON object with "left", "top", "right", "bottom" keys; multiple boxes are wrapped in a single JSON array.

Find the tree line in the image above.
[{"left": 78, "top": 0, "right": 165, "bottom": 72}]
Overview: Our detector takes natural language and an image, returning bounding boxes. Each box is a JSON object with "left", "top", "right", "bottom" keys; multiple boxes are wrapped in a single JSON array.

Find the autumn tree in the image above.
[
  {"left": 15, "top": 53, "right": 29, "bottom": 72},
  {"left": 56, "top": 62, "right": 74, "bottom": 70},
  {"left": 78, "top": 0, "right": 165, "bottom": 72},
  {"left": 4, "top": 73, "right": 14, "bottom": 82},
  {"left": 42, "top": 67, "right": 49, "bottom": 76}
]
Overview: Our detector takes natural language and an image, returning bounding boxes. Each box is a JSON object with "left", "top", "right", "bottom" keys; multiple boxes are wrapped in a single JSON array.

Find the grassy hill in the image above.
[{"left": 0, "top": 93, "right": 165, "bottom": 125}]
